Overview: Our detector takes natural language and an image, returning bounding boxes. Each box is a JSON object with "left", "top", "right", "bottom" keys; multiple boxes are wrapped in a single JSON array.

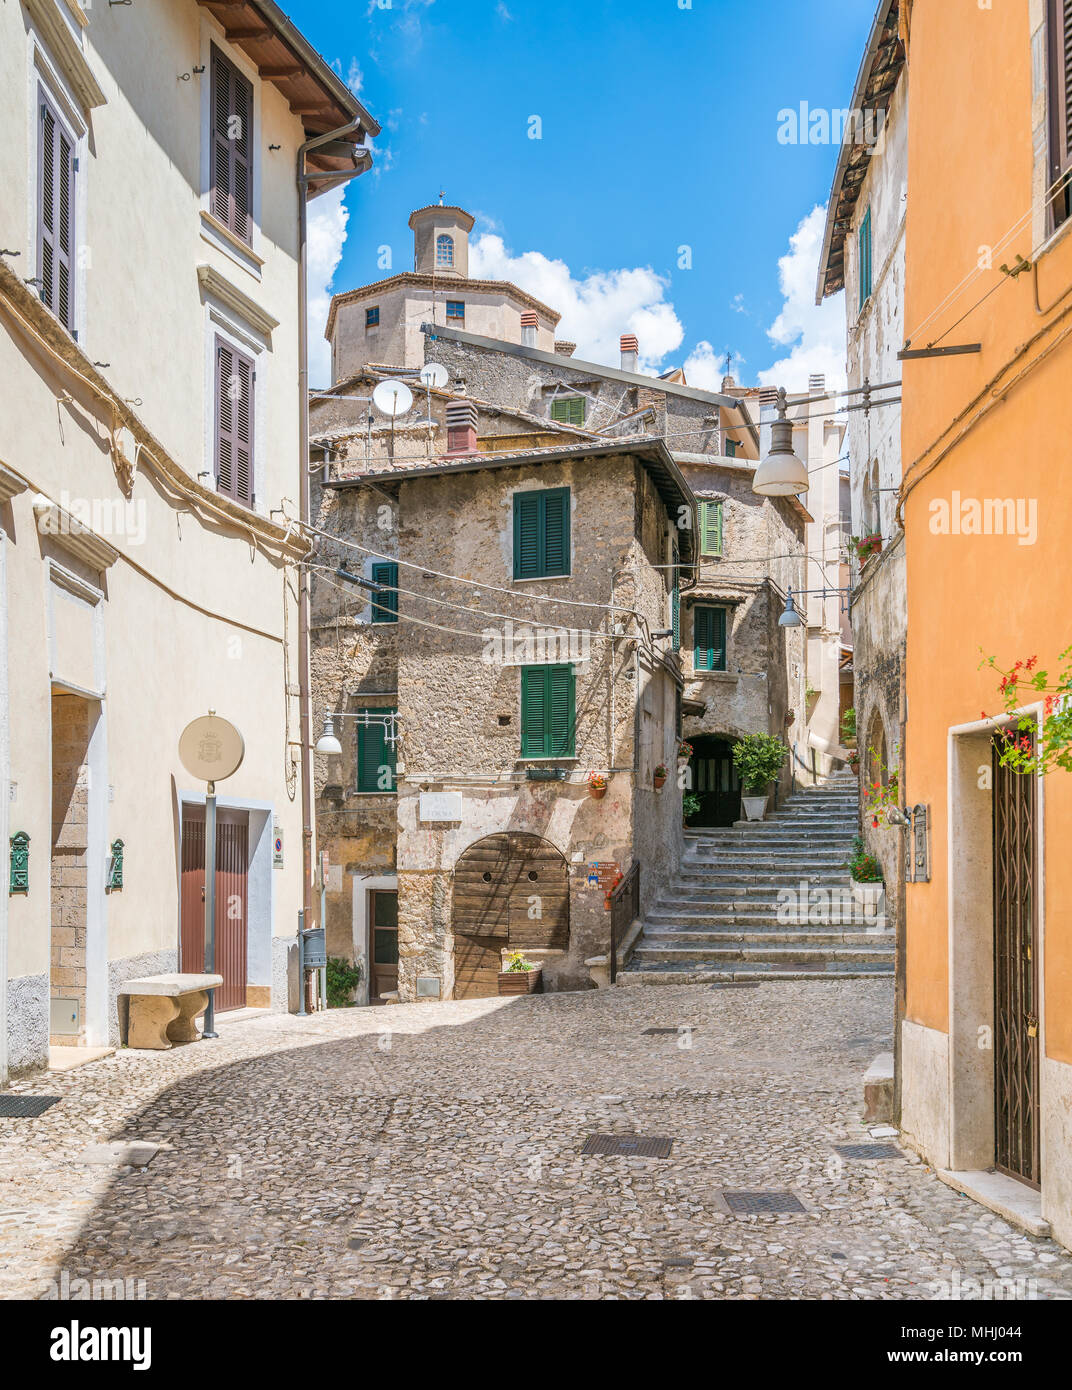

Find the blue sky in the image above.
[{"left": 293, "top": 0, "right": 873, "bottom": 387}]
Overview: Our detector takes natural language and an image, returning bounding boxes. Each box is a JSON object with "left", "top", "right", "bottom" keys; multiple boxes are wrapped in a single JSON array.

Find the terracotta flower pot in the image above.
[
  {"left": 589, "top": 784, "right": 607, "bottom": 800},
  {"left": 498, "top": 967, "right": 542, "bottom": 996},
  {"left": 653, "top": 772, "right": 667, "bottom": 790}
]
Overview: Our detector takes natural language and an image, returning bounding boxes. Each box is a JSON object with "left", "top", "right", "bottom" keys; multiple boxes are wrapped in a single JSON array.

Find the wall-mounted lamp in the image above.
[
  {"left": 778, "top": 590, "right": 803, "bottom": 627},
  {"left": 753, "top": 387, "right": 809, "bottom": 497},
  {"left": 314, "top": 714, "right": 342, "bottom": 756}
]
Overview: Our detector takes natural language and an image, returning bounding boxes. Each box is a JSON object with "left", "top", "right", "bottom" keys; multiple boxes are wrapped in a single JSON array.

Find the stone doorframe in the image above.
[
  {"left": 946, "top": 707, "right": 1046, "bottom": 1175},
  {"left": 352, "top": 874, "right": 396, "bottom": 1007}
]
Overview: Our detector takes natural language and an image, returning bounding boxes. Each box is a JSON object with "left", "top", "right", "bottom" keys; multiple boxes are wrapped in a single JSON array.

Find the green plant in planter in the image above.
[
  {"left": 505, "top": 951, "right": 537, "bottom": 973},
  {"left": 326, "top": 956, "right": 362, "bottom": 1008},
  {"left": 841, "top": 707, "right": 857, "bottom": 743},
  {"left": 732, "top": 733, "right": 788, "bottom": 793},
  {"left": 846, "top": 835, "right": 883, "bottom": 883},
  {"left": 682, "top": 791, "right": 702, "bottom": 823}
]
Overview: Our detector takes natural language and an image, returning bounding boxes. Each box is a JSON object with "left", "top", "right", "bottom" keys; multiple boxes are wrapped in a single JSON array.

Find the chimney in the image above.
[
  {"left": 520, "top": 311, "right": 539, "bottom": 348},
  {"left": 808, "top": 372, "right": 826, "bottom": 396},
  {"left": 445, "top": 399, "right": 478, "bottom": 456},
  {"left": 553, "top": 340, "right": 576, "bottom": 357},
  {"left": 620, "top": 334, "right": 639, "bottom": 373}
]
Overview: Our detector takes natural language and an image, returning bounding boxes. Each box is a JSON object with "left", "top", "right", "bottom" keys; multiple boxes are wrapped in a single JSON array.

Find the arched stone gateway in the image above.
[{"left": 451, "top": 834, "right": 569, "bottom": 999}]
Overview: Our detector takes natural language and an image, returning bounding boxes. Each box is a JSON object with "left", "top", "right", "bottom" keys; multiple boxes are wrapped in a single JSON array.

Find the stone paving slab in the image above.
[{"left": 0, "top": 981, "right": 1070, "bottom": 1300}]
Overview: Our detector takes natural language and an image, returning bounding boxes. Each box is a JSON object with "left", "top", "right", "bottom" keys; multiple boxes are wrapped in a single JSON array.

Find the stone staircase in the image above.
[{"left": 619, "top": 770, "right": 894, "bottom": 985}]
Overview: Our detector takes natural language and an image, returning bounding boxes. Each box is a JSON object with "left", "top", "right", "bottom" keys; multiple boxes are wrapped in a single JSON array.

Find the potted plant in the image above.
[
  {"left": 498, "top": 951, "right": 543, "bottom": 996},
  {"left": 851, "top": 533, "right": 883, "bottom": 568},
  {"left": 586, "top": 771, "right": 608, "bottom": 800},
  {"left": 840, "top": 707, "right": 857, "bottom": 749},
  {"left": 677, "top": 740, "right": 694, "bottom": 762},
  {"left": 653, "top": 763, "right": 668, "bottom": 790},
  {"left": 682, "top": 790, "right": 701, "bottom": 826},
  {"left": 732, "top": 733, "right": 788, "bottom": 821},
  {"left": 847, "top": 834, "right": 885, "bottom": 911}
]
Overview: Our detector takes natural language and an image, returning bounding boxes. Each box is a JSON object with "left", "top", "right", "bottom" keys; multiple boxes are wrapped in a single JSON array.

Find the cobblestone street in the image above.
[{"left": 2, "top": 980, "right": 1071, "bottom": 1301}]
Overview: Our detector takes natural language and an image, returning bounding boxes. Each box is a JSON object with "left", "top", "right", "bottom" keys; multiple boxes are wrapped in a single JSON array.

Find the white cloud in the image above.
[
  {"left": 306, "top": 186, "right": 349, "bottom": 387},
  {"left": 757, "top": 204, "right": 846, "bottom": 391},
  {"left": 681, "top": 341, "right": 746, "bottom": 391},
  {"left": 468, "top": 231, "right": 684, "bottom": 371}
]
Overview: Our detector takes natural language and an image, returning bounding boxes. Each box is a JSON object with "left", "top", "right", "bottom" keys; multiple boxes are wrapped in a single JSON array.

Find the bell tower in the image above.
[{"left": 409, "top": 201, "right": 475, "bottom": 280}]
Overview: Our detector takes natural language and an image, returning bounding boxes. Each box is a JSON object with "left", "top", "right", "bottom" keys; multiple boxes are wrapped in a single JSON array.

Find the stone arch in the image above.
[
  {"left": 451, "top": 833, "right": 569, "bottom": 998},
  {"left": 865, "top": 704, "right": 890, "bottom": 788}
]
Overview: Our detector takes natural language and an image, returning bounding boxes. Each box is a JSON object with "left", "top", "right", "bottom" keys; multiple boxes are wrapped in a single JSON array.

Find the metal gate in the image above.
[
  {"left": 180, "top": 806, "right": 248, "bottom": 1012},
  {"left": 992, "top": 743, "right": 1040, "bottom": 1187}
]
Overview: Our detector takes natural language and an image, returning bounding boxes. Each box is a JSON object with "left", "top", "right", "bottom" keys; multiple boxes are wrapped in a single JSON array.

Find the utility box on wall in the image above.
[{"left": 50, "top": 998, "right": 80, "bottom": 1036}]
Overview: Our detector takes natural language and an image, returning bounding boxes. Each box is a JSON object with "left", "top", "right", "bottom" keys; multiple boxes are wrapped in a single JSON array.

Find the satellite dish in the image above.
[
  {"left": 419, "top": 362, "right": 449, "bottom": 390},
  {"left": 372, "top": 379, "right": 413, "bottom": 417}
]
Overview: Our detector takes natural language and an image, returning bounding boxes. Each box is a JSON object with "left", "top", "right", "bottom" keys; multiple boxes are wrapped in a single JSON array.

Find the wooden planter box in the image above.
[{"left": 498, "top": 967, "right": 543, "bottom": 996}]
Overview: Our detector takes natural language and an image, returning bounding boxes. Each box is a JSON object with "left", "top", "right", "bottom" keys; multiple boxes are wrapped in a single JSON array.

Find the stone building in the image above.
[
  {"left": 817, "top": 0, "right": 908, "bottom": 1067},
  {"left": 308, "top": 427, "right": 690, "bottom": 1001},
  {"left": 0, "top": 0, "right": 376, "bottom": 1080}
]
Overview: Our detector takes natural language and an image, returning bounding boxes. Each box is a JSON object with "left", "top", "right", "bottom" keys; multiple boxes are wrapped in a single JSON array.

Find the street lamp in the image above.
[
  {"left": 752, "top": 386, "right": 810, "bottom": 497},
  {"left": 314, "top": 713, "right": 342, "bottom": 756},
  {"left": 778, "top": 589, "right": 804, "bottom": 627}
]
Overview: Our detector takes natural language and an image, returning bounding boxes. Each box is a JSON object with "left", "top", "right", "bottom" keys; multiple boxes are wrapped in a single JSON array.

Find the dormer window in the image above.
[{"left": 436, "top": 234, "right": 454, "bottom": 267}]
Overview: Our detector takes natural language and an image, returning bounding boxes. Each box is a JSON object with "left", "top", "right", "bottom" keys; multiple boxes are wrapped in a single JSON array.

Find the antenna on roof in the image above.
[{"left": 438, "top": 189, "right": 445, "bottom": 205}]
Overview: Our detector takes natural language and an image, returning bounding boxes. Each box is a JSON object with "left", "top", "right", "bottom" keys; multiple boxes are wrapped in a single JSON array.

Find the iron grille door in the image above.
[{"left": 992, "top": 743, "right": 1040, "bottom": 1187}]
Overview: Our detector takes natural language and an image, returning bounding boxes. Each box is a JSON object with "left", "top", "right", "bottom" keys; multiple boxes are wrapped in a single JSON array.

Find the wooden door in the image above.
[
  {"left": 180, "top": 806, "right": 248, "bottom": 1012},
  {"left": 993, "top": 744, "right": 1040, "bottom": 1187},
  {"left": 689, "top": 738, "right": 741, "bottom": 827},
  {"left": 370, "top": 889, "right": 398, "bottom": 998},
  {"left": 452, "top": 834, "right": 568, "bottom": 998}
]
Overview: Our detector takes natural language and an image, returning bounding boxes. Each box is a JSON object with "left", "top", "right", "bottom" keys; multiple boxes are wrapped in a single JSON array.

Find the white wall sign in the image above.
[{"left": 419, "top": 791, "right": 463, "bottom": 822}]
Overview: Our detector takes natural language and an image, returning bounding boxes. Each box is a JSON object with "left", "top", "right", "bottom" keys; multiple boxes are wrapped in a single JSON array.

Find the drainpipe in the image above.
[{"left": 296, "top": 124, "right": 370, "bottom": 934}]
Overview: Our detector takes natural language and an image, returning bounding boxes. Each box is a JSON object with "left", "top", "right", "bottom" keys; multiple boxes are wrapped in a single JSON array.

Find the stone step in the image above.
[
  {"left": 639, "top": 929, "right": 893, "bottom": 947},
  {"left": 645, "top": 911, "right": 882, "bottom": 930},
  {"left": 618, "top": 963, "right": 895, "bottom": 984},
  {"left": 631, "top": 944, "right": 895, "bottom": 964},
  {"left": 675, "top": 871, "right": 853, "bottom": 887}
]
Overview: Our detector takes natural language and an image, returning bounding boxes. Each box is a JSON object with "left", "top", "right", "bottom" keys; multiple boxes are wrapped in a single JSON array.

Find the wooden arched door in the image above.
[{"left": 452, "top": 833, "right": 569, "bottom": 998}]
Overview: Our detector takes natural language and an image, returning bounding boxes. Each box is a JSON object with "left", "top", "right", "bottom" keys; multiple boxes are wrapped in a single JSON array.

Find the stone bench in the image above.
[{"left": 119, "top": 974, "right": 223, "bottom": 1050}]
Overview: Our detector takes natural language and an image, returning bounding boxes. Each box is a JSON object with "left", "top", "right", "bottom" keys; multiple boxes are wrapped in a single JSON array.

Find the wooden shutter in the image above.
[
  {"left": 38, "top": 91, "right": 75, "bottom": 332},
  {"left": 514, "top": 488, "right": 570, "bottom": 579},
  {"left": 858, "top": 208, "right": 872, "bottom": 309},
  {"left": 700, "top": 501, "right": 723, "bottom": 557},
  {"left": 370, "top": 562, "right": 399, "bottom": 622},
  {"left": 215, "top": 337, "right": 255, "bottom": 507},
  {"left": 521, "top": 665, "right": 574, "bottom": 758},
  {"left": 520, "top": 666, "right": 546, "bottom": 757},
  {"left": 357, "top": 709, "right": 396, "bottom": 792},
  {"left": 551, "top": 397, "right": 585, "bottom": 426},
  {"left": 547, "top": 664, "right": 575, "bottom": 757},
  {"left": 1049, "top": 0, "right": 1072, "bottom": 224},
  {"left": 694, "top": 606, "right": 727, "bottom": 671},
  {"left": 210, "top": 46, "right": 254, "bottom": 244}
]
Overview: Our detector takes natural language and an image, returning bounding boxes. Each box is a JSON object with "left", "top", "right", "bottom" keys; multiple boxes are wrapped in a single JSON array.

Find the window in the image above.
[
  {"left": 37, "top": 88, "right": 77, "bottom": 334},
  {"left": 725, "top": 438, "right": 739, "bottom": 458},
  {"left": 671, "top": 539, "right": 681, "bottom": 653},
  {"left": 446, "top": 300, "right": 465, "bottom": 320},
  {"left": 214, "top": 336, "right": 255, "bottom": 507},
  {"left": 356, "top": 708, "right": 397, "bottom": 792},
  {"left": 858, "top": 206, "right": 873, "bottom": 310},
  {"left": 513, "top": 487, "right": 570, "bottom": 579},
  {"left": 551, "top": 396, "right": 586, "bottom": 426},
  {"left": 209, "top": 45, "right": 254, "bottom": 245},
  {"left": 436, "top": 234, "right": 454, "bottom": 267},
  {"left": 699, "top": 500, "right": 724, "bottom": 558},
  {"left": 694, "top": 605, "right": 727, "bottom": 672},
  {"left": 366, "top": 305, "right": 380, "bottom": 327},
  {"left": 370, "top": 561, "right": 398, "bottom": 623},
  {"left": 1047, "top": 0, "right": 1072, "bottom": 229},
  {"left": 520, "top": 665, "right": 575, "bottom": 758}
]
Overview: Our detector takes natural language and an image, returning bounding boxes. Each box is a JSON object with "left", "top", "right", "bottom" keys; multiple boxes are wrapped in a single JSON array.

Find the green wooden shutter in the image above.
[
  {"left": 859, "top": 207, "right": 872, "bottom": 309},
  {"left": 370, "top": 562, "right": 398, "bottom": 622},
  {"left": 357, "top": 709, "right": 396, "bottom": 791},
  {"left": 694, "top": 606, "right": 727, "bottom": 671},
  {"left": 543, "top": 488, "right": 570, "bottom": 575},
  {"left": 548, "top": 664, "right": 575, "bottom": 757},
  {"left": 700, "top": 501, "right": 723, "bottom": 558},
  {"left": 521, "top": 665, "right": 574, "bottom": 757},
  {"left": 514, "top": 492, "right": 541, "bottom": 579},
  {"left": 514, "top": 488, "right": 570, "bottom": 579},
  {"left": 551, "top": 397, "right": 585, "bottom": 426},
  {"left": 520, "top": 667, "right": 546, "bottom": 756}
]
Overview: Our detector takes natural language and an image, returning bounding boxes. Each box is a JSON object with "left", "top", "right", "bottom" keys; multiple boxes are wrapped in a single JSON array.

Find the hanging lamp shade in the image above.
[
  {"left": 315, "top": 714, "right": 342, "bottom": 756},
  {"left": 753, "top": 387, "right": 810, "bottom": 497},
  {"left": 778, "top": 590, "right": 804, "bottom": 627}
]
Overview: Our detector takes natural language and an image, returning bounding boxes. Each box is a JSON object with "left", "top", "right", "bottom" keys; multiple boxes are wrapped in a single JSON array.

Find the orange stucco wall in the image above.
[{"left": 902, "top": 0, "right": 1072, "bottom": 1057}]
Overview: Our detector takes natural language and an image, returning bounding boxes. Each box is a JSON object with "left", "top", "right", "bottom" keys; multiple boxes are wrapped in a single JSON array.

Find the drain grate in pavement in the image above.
[
  {"left": 582, "top": 1134, "right": 673, "bottom": 1159},
  {"left": 710, "top": 982, "right": 760, "bottom": 990},
  {"left": 722, "top": 1190, "right": 806, "bottom": 1215},
  {"left": 833, "top": 1143, "right": 901, "bottom": 1160},
  {"left": 0, "top": 1095, "right": 61, "bottom": 1118},
  {"left": 642, "top": 1027, "right": 696, "bottom": 1035}
]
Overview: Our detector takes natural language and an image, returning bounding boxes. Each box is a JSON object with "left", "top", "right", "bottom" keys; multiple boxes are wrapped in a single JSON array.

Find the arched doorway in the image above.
[
  {"left": 452, "top": 833, "right": 569, "bottom": 998},
  {"left": 687, "top": 736, "right": 741, "bottom": 827}
]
